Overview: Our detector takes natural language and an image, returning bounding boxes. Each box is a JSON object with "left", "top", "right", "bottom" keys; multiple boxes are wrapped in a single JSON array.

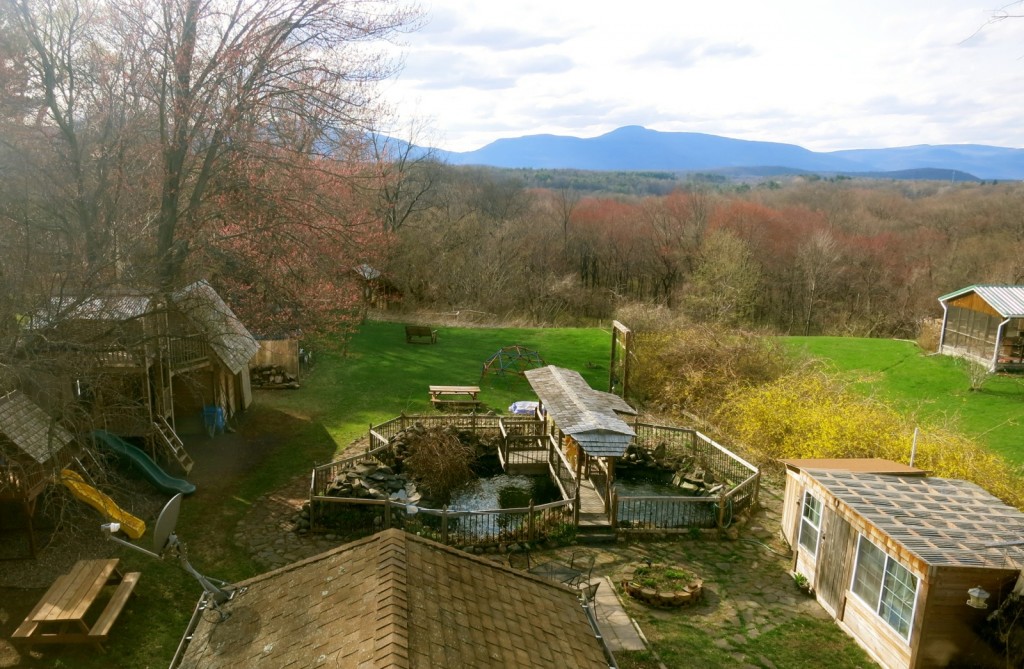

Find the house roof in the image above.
[
  {"left": 938, "top": 284, "right": 1024, "bottom": 318},
  {"left": 0, "top": 391, "right": 74, "bottom": 465},
  {"left": 780, "top": 458, "right": 928, "bottom": 476},
  {"left": 172, "top": 529, "right": 609, "bottom": 669},
  {"left": 525, "top": 365, "right": 636, "bottom": 458},
  {"left": 35, "top": 286, "right": 153, "bottom": 327},
  {"left": 804, "top": 469, "right": 1024, "bottom": 568},
  {"left": 172, "top": 281, "right": 259, "bottom": 375}
]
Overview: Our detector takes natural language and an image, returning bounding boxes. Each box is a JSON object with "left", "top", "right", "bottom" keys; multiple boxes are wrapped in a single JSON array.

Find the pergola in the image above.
[{"left": 938, "top": 284, "right": 1024, "bottom": 371}]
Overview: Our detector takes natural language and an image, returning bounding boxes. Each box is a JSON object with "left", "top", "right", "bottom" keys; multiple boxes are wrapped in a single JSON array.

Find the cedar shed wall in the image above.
[{"left": 912, "top": 566, "right": 1018, "bottom": 669}]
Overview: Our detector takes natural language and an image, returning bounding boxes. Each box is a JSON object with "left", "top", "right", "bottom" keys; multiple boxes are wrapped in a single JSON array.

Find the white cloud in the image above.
[{"left": 383, "top": 0, "right": 1024, "bottom": 152}]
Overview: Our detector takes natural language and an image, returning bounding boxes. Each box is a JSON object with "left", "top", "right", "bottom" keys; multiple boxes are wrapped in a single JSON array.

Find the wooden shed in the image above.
[
  {"left": 0, "top": 390, "right": 76, "bottom": 556},
  {"left": 169, "top": 280, "right": 260, "bottom": 420},
  {"left": 938, "top": 284, "right": 1024, "bottom": 371},
  {"left": 781, "top": 460, "right": 1024, "bottom": 669}
]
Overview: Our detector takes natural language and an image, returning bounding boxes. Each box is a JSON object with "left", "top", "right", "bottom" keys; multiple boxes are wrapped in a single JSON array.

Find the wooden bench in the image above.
[
  {"left": 429, "top": 385, "right": 482, "bottom": 410},
  {"left": 89, "top": 572, "right": 140, "bottom": 644},
  {"left": 405, "top": 325, "right": 437, "bottom": 344}
]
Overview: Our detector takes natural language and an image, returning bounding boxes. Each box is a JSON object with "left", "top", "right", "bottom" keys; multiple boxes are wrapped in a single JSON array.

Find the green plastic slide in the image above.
[{"left": 92, "top": 430, "right": 197, "bottom": 495}]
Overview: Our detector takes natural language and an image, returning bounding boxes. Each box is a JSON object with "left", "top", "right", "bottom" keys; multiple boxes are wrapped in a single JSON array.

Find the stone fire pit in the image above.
[{"left": 620, "top": 562, "right": 704, "bottom": 608}]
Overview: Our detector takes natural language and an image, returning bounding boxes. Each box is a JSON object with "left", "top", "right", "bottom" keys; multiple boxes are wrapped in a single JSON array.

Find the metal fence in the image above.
[{"left": 310, "top": 495, "right": 575, "bottom": 547}]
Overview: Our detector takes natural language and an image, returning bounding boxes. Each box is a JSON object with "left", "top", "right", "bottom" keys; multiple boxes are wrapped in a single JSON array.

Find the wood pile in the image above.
[{"left": 251, "top": 365, "right": 300, "bottom": 389}]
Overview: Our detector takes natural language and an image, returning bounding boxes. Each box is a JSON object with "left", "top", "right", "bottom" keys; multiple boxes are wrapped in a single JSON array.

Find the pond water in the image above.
[{"left": 447, "top": 473, "right": 561, "bottom": 511}]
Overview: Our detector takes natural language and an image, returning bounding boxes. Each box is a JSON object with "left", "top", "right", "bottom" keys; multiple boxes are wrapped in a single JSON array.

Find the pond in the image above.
[{"left": 447, "top": 473, "right": 561, "bottom": 511}]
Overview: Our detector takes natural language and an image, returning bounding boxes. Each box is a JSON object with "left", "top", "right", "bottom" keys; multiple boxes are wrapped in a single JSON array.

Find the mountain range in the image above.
[{"left": 429, "top": 126, "right": 1024, "bottom": 181}]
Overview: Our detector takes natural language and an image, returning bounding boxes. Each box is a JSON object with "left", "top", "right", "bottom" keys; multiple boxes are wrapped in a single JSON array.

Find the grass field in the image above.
[
  {"left": 286, "top": 320, "right": 615, "bottom": 452},
  {"left": 782, "top": 337, "right": 1024, "bottom": 466}
]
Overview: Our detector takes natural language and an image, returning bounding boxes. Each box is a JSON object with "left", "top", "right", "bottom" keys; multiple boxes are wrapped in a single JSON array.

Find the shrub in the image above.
[
  {"left": 715, "top": 367, "right": 1024, "bottom": 509},
  {"left": 403, "top": 426, "right": 476, "bottom": 504},
  {"left": 630, "top": 324, "right": 790, "bottom": 421}
]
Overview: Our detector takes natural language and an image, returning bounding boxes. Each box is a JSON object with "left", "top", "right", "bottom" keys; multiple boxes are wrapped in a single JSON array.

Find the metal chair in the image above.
[
  {"left": 569, "top": 552, "right": 595, "bottom": 587},
  {"left": 507, "top": 550, "right": 532, "bottom": 571},
  {"left": 578, "top": 579, "right": 601, "bottom": 611}
]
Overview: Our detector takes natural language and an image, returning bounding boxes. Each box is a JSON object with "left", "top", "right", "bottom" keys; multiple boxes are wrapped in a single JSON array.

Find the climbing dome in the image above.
[{"left": 480, "top": 345, "right": 546, "bottom": 377}]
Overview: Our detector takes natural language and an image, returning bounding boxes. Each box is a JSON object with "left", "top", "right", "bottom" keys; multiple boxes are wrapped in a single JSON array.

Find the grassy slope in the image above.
[{"left": 782, "top": 337, "right": 1024, "bottom": 466}]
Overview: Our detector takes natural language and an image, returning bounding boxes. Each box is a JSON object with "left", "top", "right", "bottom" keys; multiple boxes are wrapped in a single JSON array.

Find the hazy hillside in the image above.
[{"left": 431, "top": 126, "right": 1024, "bottom": 180}]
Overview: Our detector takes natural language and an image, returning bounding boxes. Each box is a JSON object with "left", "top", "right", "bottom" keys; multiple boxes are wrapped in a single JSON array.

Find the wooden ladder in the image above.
[{"left": 153, "top": 417, "right": 194, "bottom": 474}]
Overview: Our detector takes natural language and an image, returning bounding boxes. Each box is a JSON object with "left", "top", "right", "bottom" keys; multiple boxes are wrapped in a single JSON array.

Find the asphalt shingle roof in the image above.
[
  {"left": 805, "top": 469, "right": 1024, "bottom": 568},
  {"left": 173, "top": 529, "right": 609, "bottom": 669},
  {"left": 525, "top": 365, "right": 636, "bottom": 457}
]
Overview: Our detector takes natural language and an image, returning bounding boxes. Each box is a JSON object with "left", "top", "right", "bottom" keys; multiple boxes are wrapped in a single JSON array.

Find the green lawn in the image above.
[
  {"left": 782, "top": 336, "right": 1024, "bottom": 466},
  {"left": 290, "top": 320, "right": 615, "bottom": 452}
]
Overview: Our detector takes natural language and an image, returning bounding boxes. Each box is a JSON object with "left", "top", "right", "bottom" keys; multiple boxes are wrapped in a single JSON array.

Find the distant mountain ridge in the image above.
[{"left": 430, "top": 126, "right": 1024, "bottom": 181}]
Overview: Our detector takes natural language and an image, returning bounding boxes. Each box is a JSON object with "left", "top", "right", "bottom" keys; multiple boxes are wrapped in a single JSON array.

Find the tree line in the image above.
[{"left": 385, "top": 166, "right": 1024, "bottom": 337}]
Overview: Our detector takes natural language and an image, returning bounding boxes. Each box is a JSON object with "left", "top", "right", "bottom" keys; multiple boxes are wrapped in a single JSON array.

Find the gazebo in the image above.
[
  {"left": 0, "top": 390, "right": 76, "bottom": 557},
  {"left": 938, "top": 284, "right": 1024, "bottom": 371}
]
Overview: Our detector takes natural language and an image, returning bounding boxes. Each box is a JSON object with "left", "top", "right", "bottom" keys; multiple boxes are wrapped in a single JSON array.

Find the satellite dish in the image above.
[
  {"left": 100, "top": 491, "right": 233, "bottom": 610},
  {"left": 153, "top": 493, "right": 182, "bottom": 554}
]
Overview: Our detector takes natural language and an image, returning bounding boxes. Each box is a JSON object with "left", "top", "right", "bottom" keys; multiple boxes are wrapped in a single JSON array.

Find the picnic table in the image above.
[
  {"left": 11, "top": 558, "right": 140, "bottom": 651},
  {"left": 429, "top": 385, "right": 482, "bottom": 410}
]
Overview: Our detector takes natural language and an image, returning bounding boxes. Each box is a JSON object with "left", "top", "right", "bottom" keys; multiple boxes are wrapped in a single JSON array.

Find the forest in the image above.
[{"left": 382, "top": 163, "right": 1024, "bottom": 337}]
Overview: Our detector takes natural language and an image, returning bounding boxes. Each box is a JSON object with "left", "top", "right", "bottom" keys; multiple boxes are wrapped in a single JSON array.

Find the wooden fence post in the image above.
[
  {"left": 717, "top": 490, "right": 727, "bottom": 529},
  {"left": 441, "top": 505, "right": 448, "bottom": 544},
  {"left": 528, "top": 499, "right": 535, "bottom": 542},
  {"left": 384, "top": 497, "right": 392, "bottom": 529},
  {"left": 610, "top": 490, "right": 617, "bottom": 528}
]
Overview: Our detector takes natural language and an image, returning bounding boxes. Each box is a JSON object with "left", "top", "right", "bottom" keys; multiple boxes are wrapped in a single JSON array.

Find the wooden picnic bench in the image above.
[
  {"left": 11, "top": 558, "right": 139, "bottom": 651},
  {"left": 405, "top": 325, "right": 437, "bottom": 344},
  {"left": 429, "top": 385, "right": 482, "bottom": 410}
]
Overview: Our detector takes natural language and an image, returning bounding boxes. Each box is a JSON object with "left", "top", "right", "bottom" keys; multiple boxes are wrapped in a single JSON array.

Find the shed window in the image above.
[
  {"left": 851, "top": 536, "right": 918, "bottom": 640},
  {"left": 798, "top": 491, "right": 822, "bottom": 556}
]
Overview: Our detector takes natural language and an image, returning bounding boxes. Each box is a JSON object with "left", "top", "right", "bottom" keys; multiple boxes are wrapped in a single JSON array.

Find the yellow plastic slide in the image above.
[{"left": 61, "top": 469, "right": 146, "bottom": 540}]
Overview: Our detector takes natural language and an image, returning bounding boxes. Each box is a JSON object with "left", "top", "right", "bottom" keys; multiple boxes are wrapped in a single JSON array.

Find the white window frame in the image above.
[
  {"left": 798, "top": 491, "right": 823, "bottom": 557},
  {"left": 849, "top": 535, "right": 919, "bottom": 642}
]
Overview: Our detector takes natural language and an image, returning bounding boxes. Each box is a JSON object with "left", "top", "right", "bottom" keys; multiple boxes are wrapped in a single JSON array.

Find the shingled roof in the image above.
[
  {"left": 172, "top": 529, "right": 610, "bottom": 669},
  {"left": 805, "top": 469, "right": 1024, "bottom": 568},
  {"left": 525, "top": 365, "right": 636, "bottom": 458},
  {"left": 172, "top": 281, "right": 259, "bottom": 375},
  {"left": 0, "top": 390, "right": 74, "bottom": 465}
]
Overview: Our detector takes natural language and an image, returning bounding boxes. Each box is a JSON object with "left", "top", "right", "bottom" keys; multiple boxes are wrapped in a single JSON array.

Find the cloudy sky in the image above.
[{"left": 379, "top": 0, "right": 1024, "bottom": 153}]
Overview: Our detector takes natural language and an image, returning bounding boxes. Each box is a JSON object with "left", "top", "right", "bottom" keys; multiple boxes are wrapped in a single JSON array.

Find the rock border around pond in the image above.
[{"left": 620, "top": 562, "right": 704, "bottom": 608}]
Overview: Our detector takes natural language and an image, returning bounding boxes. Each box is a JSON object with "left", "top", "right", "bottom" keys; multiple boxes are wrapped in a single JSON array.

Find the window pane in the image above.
[
  {"left": 851, "top": 537, "right": 885, "bottom": 610},
  {"left": 879, "top": 560, "right": 918, "bottom": 639},
  {"left": 799, "top": 493, "right": 822, "bottom": 555}
]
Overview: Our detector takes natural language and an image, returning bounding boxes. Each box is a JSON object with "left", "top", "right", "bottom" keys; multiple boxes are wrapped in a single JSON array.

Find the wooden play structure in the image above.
[{"left": 0, "top": 390, "right": 77, "bottom": 557}]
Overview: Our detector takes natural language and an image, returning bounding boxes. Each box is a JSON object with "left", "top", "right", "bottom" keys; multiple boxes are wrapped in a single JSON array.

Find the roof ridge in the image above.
[{"left": 373, "top": 530, "right": 411, "bottom": 668}]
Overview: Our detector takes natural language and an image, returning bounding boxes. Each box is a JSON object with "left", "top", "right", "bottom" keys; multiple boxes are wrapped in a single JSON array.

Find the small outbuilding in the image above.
[
  {"left": 0, "top": 390, "right": 76, "bottom": 556},
  {"left": 170, "top": 528, "right": 612, "bottom": 668},
  {"left": 938, "top": 284, "right": 1024, "bottom": 371},
  {"left": 781, "top": 459, "right": 1024, "bottom": 669}
]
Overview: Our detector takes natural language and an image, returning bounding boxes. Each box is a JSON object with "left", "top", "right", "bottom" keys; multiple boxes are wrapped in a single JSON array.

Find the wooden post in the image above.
[
  {"left": 610, "top": 489, "right": 618, "bottom": 529},
  {"left": 528, "top": 499, "right": 535, "bottom": 542},
  {"left": 441, "top": 505, "right": 448, "bottom": 544},
  {"left": 384, "top": 497, "right": 392, "bottom": 529},
  {"left": 717, "top": 490, "right": 727, "bottom": 529}
]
